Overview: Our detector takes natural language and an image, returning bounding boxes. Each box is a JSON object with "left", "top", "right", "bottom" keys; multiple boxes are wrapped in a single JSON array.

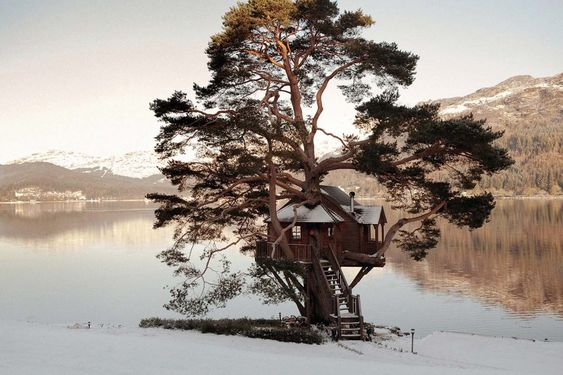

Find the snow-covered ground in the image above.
[{"left": 1, "top": 319, "right": 561, "bottom": 375}]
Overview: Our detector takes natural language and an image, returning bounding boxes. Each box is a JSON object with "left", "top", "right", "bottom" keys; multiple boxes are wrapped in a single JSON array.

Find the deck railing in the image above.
[
  {"left": 255, "top": 241, "right": 312, "bottom": 262},
  {"left": 325, "top": 243, "right": 350, "bottom": 296}
]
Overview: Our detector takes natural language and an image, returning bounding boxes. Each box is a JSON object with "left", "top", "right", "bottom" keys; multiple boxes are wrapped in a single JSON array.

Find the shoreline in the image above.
[
  {"left": 1, "top": 195, "right": 561, "bottom": 205},
  {"left": 0, "top": 198, "right": 151, "bottom": 204},
  {"left": 357, "top": 195, "right": 563, "bottom": 201}
]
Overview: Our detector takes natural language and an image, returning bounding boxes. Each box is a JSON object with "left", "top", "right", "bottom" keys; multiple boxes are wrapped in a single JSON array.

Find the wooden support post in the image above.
[{"left": 349, "top": 266, "right": 373, "bottom": 289}]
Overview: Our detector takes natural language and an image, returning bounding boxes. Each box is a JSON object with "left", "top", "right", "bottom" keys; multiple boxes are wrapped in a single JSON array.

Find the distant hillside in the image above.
[
  {"left": 0, "top": 162, "right": 176, "bottom": 201},
  {"left": 436, "top": 73, "right": 562, "bottom": 196},
  {"left": 4, "top": 74, "right": 561, "bottom": 198},
  {"left": 327, "top": 73, "right": 563, "bottom": 197},
  {"left": 9, "top": 150, "right": 163, "bottom": 178}
]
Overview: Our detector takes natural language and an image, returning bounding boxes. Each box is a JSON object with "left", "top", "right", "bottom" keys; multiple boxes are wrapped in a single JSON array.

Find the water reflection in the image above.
[
  {"left": 383, "top": 199, "right": 563, "bottom": 317},
  {"left": 0, "top": 201, "right": 169, "bottom": 250},
  {"left": 0, "top": 202, "right": 288, "bottom": 325},
  {"left": 0, "top": 200, "right": 562, "bottom": 340}
]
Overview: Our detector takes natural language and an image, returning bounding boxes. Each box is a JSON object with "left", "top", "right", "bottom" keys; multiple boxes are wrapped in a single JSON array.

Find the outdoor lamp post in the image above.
[{"left": 411, "top": 328, "right": 415, "bottom": 353}]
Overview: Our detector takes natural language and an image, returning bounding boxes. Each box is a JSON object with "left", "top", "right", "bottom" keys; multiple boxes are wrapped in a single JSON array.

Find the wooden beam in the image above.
[
  {"left": 349, "top": 266, "right": 373, "bottom": 289},
  {"left": 342, "top": 251, "right": 385, "bottom": 267},
  {"left": 265, "top": 264, "right": 305, "bottom": 314}
]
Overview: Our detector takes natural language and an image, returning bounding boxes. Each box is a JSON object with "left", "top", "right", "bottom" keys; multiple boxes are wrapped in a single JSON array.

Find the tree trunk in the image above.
[
  {"left": 305, "top": 269, "right": 333, "bottom": 323},
  {"left": 304, "top": 227, "right": 333, "bottom": 323},
  {"left": 303, "top": 163, "right": 322, "bottom": 204}
]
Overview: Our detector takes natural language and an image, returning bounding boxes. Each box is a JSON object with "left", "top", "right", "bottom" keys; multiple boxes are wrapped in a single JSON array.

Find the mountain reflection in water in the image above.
[
  {"left": 382, "top": 199, "right": 562, "bottom": 317},
  {"left": 0, "top": 201, "right": 171, "bottom": 250},
  {"left": 0, "top": 199, "right": 561, "bottom": 339}
]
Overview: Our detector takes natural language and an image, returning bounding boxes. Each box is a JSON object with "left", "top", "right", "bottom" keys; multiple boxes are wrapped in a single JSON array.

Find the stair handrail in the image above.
[
  {"left": 311, "top": 247, "right": 331, "bottom": 291},
  {"left": 349, "top": 295, "right": 356, "bottom": 315},
  {"left": 310, "top": 245, "right": 335, "bottom": 319},
  {"left": 326, "top": 243, "right": 351, "bottom": 297}
]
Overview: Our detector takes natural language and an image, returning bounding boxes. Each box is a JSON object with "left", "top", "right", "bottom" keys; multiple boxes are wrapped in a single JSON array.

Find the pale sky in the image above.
[{"left": 1, "top": 0, "right": 562, "bottom": 163}]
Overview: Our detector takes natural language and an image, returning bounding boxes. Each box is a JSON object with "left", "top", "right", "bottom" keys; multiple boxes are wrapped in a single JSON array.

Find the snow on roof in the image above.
[
  {"left": 341, "top": 205, "right": 384, "bottom": 224},
  {"left": 266, "top": 185, "right": 383, "bottom": 225},
  {"left": 320, "top": 185, "right": 355, "bottom": 206},
  {"left": 268, "top": 203, "right": 344, "bottom": 223}
]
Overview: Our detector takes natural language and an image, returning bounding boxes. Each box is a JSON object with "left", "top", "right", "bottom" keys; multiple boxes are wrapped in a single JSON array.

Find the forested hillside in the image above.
[
  {"left": 2, "top": 74, "right": 560, "bottom": 199},
  {"left": 0, "top": 162, "right": 175, "bottom": 201},
  {"left": 327, "top": 73, "right": 562, "bottom": 197}
]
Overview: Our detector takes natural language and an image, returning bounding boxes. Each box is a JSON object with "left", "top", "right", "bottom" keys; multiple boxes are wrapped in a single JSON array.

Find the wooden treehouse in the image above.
[{"left": 256, "top": 185, "right": 387, "bottom": 340}]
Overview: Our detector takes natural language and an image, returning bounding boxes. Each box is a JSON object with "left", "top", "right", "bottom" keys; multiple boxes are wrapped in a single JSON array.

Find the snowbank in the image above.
[{"left": 1, "top": 319, "right": 561, "bottom": 375}]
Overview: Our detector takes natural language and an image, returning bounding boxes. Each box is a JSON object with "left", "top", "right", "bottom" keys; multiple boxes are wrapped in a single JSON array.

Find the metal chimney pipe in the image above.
[{"left": 349, "top": 191, "right": 355, "bottom": 213}]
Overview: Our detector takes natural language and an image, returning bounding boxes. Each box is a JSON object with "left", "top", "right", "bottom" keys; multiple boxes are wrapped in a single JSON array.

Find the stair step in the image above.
[
  {"left": 340, "top": 317, "right": 360, "bottom": 322},
  {"left": 340, "top": 334, "right": 362, "bottom": 340},
  {"left": 340, "top": 324, "right": 360, "bottom": 328}
]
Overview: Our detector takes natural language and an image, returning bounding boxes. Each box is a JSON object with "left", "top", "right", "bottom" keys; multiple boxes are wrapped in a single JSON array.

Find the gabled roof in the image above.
[
  {"left": 267, "top": 203, "right": 344, "bottom": 223},
  {"left": 266, "top": 185, "right": 385, "bottom": 225},
  {"left": 342, "top": 205, "right": 385, "bottom": 225},
  {"left": 320, "top": 185, "right": 357, "bottom": 206},
  {"left": 320, "top": 185, "right": 385, "bottom": 224}
]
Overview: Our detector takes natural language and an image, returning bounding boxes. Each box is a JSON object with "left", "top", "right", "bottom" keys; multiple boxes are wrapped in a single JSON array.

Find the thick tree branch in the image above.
[
  {"left": 374, "top": 201, "right": 446, "bottom": 257},
  {"left": 308, "top": 59, "right": 363, "bottom": 143}
]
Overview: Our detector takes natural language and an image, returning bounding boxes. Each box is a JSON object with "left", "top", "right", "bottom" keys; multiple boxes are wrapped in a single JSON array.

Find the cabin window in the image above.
[
  {"left": 291, "top": 225, "right": 302, "bottom": 240},
  {"left": 328, "top": 226, "right": 334, "bottom": 238},
  {"left": 369, "top": 225, "right": 376, "bottom": 241}
]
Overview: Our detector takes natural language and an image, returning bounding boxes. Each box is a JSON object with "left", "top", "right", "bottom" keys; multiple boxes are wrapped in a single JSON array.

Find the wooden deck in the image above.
[
  {"left": 255, "top": 240, "right": 385, "bottom": 267},
  {"left": 255, "top": 241, "right": 312, "bottom": 262}
]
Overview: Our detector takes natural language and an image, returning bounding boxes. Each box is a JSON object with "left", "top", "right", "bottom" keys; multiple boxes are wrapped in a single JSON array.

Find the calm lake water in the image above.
[{"left": 0, "top": 199, "right": 561, "bottom": 341}]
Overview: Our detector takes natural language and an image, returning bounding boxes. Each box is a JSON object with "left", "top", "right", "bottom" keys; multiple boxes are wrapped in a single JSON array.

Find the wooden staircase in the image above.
[{"left": 319, "top": 244, "right": 366, "bottom": 341}]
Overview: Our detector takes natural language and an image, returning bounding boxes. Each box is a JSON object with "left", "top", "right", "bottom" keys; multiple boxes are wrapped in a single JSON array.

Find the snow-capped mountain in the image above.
[
  {"left": 435, "top": 73, "right": 563, "bottom": 122},
  {"left": 9, "top": 150, "right": 163, "bottom": 179},
  {"left": 325, "top": 73, "right": 563, "bottom": 196},
  {"left": 4, "top": 73, "right": 561, "bottom": 197}
]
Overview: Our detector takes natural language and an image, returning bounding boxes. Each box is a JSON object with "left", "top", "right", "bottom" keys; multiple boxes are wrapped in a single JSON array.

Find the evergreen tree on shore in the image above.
[{"left": 148, "top": 0, "right": 512, "bottom": 318}]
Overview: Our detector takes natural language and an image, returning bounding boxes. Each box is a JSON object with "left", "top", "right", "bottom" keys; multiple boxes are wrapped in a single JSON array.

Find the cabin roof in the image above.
[
  {"left": 268, "top": 203, "right": 344, "bottom": 223},
  {"left": 342, "top": 205, "right": 384, "bottom": 225},
  {"left": 266, "top": 185, "right": 385, "bottom": 225},
  {"left": 320, "top": 185, "right": 357, "bottom": 206}
]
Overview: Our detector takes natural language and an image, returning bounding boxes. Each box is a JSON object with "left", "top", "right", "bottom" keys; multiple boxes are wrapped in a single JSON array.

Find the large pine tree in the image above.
[{"left": 148, "top": 0, "right": 512, "bottom": 319}]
